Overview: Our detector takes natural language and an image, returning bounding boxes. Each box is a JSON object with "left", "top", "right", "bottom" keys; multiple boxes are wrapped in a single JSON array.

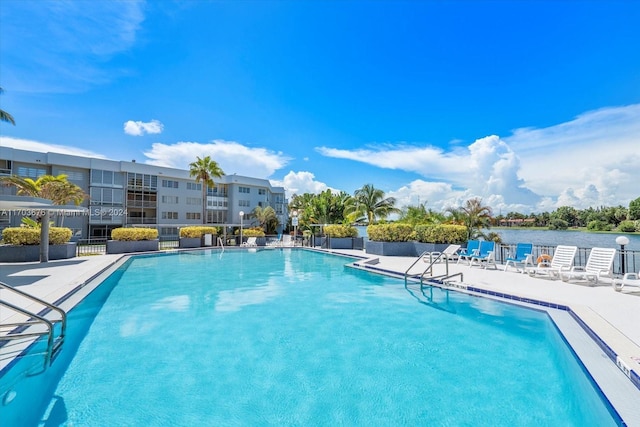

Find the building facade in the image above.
[{"left": 0, "top": 147, "right": 288, "bottom": 239}]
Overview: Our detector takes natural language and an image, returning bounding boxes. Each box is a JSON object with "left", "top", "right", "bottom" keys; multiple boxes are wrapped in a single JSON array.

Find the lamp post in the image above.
[
  {"left": 239, "top": 211, "right": 244, "bottom": 246},
  {"left": 616, "top": 236, "right": 630, "bottom": 275},
  {"left": 292, "top": 210, "right": 298, "bottom": 247}
]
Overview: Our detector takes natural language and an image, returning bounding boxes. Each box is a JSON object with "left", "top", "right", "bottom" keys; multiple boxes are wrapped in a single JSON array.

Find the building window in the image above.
[
  {"left": 161, "top": 212, "right": 178, "bottom": 220},
  {"left": 239, "top": 200, "right": 250, "bottom": 207},
  {"left": 17, "top": 167, "right": 47, "bottom": 179},
  {"left": 186, "top": 197, "right": 201, "bottom": 205},
  {"left": 239, "top": 186, "right": 250, "bottom": 194},
  {"left": 162, "top": 179, "right": 179, "bottom": 188},
  {"left": 187, "top": 182, "right": 202, "bottom": 191},
  {"left": 161, "top": 196, "right": 179, "bottom": 204},
  {"left": 57, "top": 170, "right": 85, "bottom": 182},
  {"left": 258, "top": 189, "right": 266, "bottom": 195},
  {"left": 186, "top": 212, "right": 201, "bottom": 220},
  {"left": 160, "top": 227, "right": 179, "bottom": 236}
]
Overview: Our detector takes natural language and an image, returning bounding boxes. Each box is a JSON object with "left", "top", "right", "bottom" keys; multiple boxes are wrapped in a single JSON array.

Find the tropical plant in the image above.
[
  {"left": 252, "top": 205, "right": 279, "bottom": 234},
  {"left": 398, "top": 203, "right": 445, "bottom": 226},
  {"left": 345, "top": 184, "right": 400, "bottom": 225},
  {"left": 189, "top": 155, "right": 224, "bottom": 224},
  {"left": 0, "top": 174, "right": 88, "bottom": 225},
  {"left": 447, "top": 198, "right": 493, "bottom": 240},
  {"left": 0, "top": 87, "right": 15, "bottom": 125}
]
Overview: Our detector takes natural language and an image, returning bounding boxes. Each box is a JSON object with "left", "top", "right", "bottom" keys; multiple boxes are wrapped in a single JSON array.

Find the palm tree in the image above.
[
  {"left": 252, "top": 206, "right": 279, "bottom": 234},
  {"left": 0, "top": 174, "right": 88, "bottom": 225},
  {"left": 447, "top": 197, "right": 493, "bottom": 240},
  {"left": 189, "top": 155, "right": 224, "bottom": 224},
  {"left": 346, "top": 184, "right": 400, "bottom": 225},
  {"left": 0, "top": 87, "right": 16, "bottom": 125}
]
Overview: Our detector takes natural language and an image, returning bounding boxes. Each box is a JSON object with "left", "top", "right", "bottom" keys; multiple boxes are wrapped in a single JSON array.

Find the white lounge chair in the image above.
[
  {"left": 422, "top": 244, "right": 461, "bottom": 263},
  {"left": 526, "top": 245, "right": 577, "bottom": 279},
  {"left": 612, "top": 272, "right": 640, "bottom": 292},
  {"left": 560, "top": 247, "right": 616, "bottom": 285},
  {"left": 241, "top": 237, "right": 257, "bottom": 247}
]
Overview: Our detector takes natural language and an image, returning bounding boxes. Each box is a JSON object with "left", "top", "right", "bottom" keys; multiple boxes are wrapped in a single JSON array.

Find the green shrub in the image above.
[
  {"left": 618, "top": 220, "right": 638, "bottom": 233},
  {"left": 548, "top": 219, "right": 568, "bottom": 230},
  {"left": 367, "top": 224, "right": 414, "bottom": 242},
  {"left": 179, "top": 226, "right": 219, "bottom": 238},
  {"left": 241, "top": 227, "right": 266, "bottom": 237},
  {"left": 587, "top": 220, "right": 612, "bottom": 231},
  {"left": 2, "top": 227, "right": 72, "bottom": 245},
  {"left": 111, "top": 227, "right": 158, "bottom": 241},
  {"left": 414, "top": 224, "right": 467, "bottom": 243},
  {"left": 323, "top": 224, "right": 358, "bottom": 238}
]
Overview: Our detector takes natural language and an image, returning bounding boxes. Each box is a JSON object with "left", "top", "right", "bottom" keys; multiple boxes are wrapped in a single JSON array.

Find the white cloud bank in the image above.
[
  {"left": 124, "top": 120, "right": 164, "bottom": 136},
  {"left": 317, "top": 104, "right": 640, "bottom": 213},
  {"left": 143, "top": 140, "right": 291, "bottom": 178}
]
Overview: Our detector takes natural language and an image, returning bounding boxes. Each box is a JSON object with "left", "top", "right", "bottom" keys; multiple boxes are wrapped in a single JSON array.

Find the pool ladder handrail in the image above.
[
  {"left": 404, "top": 251, "right": 464, "bottom": 286},
  {"left": 0, "top": 281, "right": 67, "bottom": 371}
]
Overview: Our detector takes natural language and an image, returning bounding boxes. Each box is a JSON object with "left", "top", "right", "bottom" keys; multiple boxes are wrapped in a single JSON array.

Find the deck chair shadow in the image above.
[
  {"left": 560, "top": 247, "right": 616, "bottom": 285},
  {"left": 469, "top": 241, "right": 497, "bottom": 269},
  {"left": 503, "top": 243, "right": 534, "bottom": 273},
  {"left": 526, "top": 245, "right": 577, "bottom": 279},
  {"left": 613, "top": 272, "right": 640, "bottom": 292}
]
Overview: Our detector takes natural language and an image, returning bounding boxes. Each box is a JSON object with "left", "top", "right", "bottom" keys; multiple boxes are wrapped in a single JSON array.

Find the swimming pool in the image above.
[{"left": 1, "top": 249, "right": 622, "bottom": 425}]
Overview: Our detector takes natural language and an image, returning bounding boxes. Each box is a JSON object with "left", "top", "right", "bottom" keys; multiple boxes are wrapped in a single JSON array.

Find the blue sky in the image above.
[{"left": 1, "top": 0, "right": 639, "bottom": 214}]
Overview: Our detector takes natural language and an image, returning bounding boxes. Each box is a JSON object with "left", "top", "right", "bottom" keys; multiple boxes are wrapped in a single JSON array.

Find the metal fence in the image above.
[{"left": 74, "top": 238, "right": 640, "bottom": 275}]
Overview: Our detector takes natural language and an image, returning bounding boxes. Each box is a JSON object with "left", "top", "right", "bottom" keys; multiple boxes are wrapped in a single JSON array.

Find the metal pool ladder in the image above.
[
  {"left": 0, "top": 281, "right": 67, "bottom": 373},
  {"left": 404, "top": 251, "right": 464, "bottom": 287}
]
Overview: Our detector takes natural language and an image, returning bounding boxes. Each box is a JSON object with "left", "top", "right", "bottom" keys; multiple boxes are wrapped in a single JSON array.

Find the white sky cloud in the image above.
[
  {"left": 0, "top": 136, "right": 107, "bottom": 159},
  {"left": 124, "top": 120, "right": 164, "bottom": 136},
  {"left": 317, "top": 104, "right": 640, "bottom": 213},
  {"left": 270, "top": 171, "right": 335, "bottom": 198},
  {"left": 142, "top": 140, "right": 291, "bottom": 178}
]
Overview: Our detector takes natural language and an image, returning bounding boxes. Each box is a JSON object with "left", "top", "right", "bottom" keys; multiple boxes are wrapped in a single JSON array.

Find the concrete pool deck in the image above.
[{"left": 1, "top": 248, "right": 640, "bottom": 424}]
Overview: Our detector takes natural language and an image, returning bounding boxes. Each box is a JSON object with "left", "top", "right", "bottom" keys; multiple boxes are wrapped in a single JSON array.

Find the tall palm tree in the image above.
[
  {"left": 189, "top": 155, "right": 224, "bottom": 224},
  {"left": 346, "top": 184, "right": 400, "bottom": 225},
  {"left": 0, "top": 87, "right": 16, "bottom": 125},
  {"left": 252, "top": 205, "right": 279, "bottom": 234}
]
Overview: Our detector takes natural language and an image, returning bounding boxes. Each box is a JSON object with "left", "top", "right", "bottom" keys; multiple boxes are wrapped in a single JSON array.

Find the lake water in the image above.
[{"left": 355, "top": 226, "right": 640, "bottom": 250}]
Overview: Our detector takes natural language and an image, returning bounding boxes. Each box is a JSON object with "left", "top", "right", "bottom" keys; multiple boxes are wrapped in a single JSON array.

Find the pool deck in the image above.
[{"left": 1, "top": 248, "right": 640, "bottom": 424}]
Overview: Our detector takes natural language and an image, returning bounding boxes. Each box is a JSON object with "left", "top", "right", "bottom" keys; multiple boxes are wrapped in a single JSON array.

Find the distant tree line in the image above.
[{"left": 493, "top": 197, "right": 640, "bottom": 232}]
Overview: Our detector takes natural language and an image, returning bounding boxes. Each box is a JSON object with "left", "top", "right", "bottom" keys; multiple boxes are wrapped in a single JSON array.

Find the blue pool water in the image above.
[{"left": 1, "top": 249, "right": 620, "bottom": 426}]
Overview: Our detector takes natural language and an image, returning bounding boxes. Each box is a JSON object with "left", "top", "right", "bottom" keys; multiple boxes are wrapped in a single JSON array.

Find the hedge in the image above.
[
  {"left": 323, "top": 224, "right": 358, "bottom": 238},
  {"left": 367, "top": 224, "right": 414, "bottom": 242},
  {"left": 179, "top": 226, "right": 219, "bottom": 238},
  {"left": 111, "top": 228, "right": 158, "bottom": 241},
  {"left": 240, "top": 227, "right": 266, "bottom": 237},
  {"left": 2, "top": 227, "right": 73, "bottom": 245},
  {"left": 414, "top": 224, "right": 467, "bottom": 243}
]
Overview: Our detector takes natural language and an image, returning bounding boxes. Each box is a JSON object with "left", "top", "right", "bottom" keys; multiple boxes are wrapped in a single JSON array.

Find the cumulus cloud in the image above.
[
  {"left": 143, "top": 140, "right": 291, "bottom": 178},
  {"left": 317, "top": 104, "right": 640, "bottom": 213},
  {"left": 0, "top": 1, "right": 145, "bottom": 93},
  {"left": 270, "top": 171, "right": 337, "bottom": 198},
  {"left": 0, "top": 136, "right": 107, "bottom": 159},
  {"left": 124, "top": 120, "right": 164, "bottom": 136}
]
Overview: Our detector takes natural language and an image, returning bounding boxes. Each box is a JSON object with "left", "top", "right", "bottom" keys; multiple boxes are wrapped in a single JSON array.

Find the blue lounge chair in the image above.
[
  {"left": 503, "top": 243, "right": 534, "bottom": 273},
  {"left": 457, "top": 240, "right": 480, "bottom": 264},
  {"left": 469, "top": 240, "right": 497, "bottom": 269}
]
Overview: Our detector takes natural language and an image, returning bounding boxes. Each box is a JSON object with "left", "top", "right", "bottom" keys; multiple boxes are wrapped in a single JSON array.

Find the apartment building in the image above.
[{"left": 0, "top": 147, "right": 288, "bottom": 239}]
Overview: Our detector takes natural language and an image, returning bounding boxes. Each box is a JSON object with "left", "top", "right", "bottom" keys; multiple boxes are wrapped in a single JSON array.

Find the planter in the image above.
[
  {"left": 327, "top": 237, "right": 359, "bottom": 250},
  {"left": 0, "top": 243, "right": 77, "bottom": 262},
  {"left": 365, "top": 241, "right": 450, "bottom": 257},
  {"left": 179, "top": 237, "right": 202, "bottom": 249},
  {"left": 106, "top": 239, "right": 159, "bottom": 254}
]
